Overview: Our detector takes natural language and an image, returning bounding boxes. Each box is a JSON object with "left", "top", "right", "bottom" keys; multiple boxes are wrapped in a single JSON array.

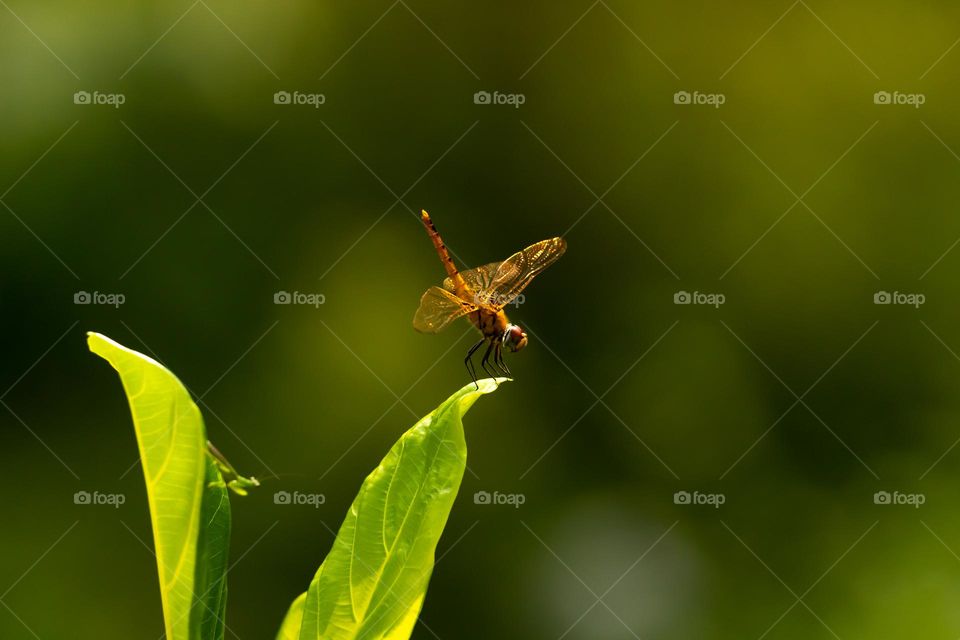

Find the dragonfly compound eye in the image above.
[{"left": 506, "top": 325, "right": 528, "bottom": 352}]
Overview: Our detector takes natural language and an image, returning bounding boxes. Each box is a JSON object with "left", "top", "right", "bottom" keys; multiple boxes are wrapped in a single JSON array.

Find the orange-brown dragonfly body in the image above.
[{"left": 414, "top": 210, "right": 566, "bottom": 385}]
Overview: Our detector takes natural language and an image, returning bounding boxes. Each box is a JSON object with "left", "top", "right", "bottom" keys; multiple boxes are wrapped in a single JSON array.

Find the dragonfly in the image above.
[{"left": 413, "top": 210, "right": 566, "bottom": 385}]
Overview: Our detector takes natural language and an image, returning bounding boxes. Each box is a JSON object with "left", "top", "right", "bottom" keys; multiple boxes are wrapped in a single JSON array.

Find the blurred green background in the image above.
[{"left": 3, "top": 1, "right": 960, "bottom": 638}]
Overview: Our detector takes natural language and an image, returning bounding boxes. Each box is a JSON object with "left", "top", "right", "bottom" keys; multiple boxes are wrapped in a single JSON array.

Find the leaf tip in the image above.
[
  {"left": 451, "top": 377, "right": 510, "bottom": 413},
  {"left": 86, "top": 331, "right": 117, "bottom": 358},
  {"left": 478, "top": 377, "right": 511, "bottom": 393},
  {"left": 87, "top": 332, "right": 166, "bottom": 373}
]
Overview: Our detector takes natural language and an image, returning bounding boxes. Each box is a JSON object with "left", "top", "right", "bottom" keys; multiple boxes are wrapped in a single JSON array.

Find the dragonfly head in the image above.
[{"left": 504, "top": 324, "right": 528, "bottom": 352}]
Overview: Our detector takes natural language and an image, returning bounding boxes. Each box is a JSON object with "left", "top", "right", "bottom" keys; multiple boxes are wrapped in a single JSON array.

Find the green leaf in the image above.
[
  {"left": 288, "top": 378, "right": 505, "bottom": 640},
  {"left": 194, "top": 457, "right": 231, "bottom": 640},
  {"left": 276, "top": 593, "right": 306, "bottom": 640},
  {"left": 88, "top": 332, "right": 232, "bottom": 640}
]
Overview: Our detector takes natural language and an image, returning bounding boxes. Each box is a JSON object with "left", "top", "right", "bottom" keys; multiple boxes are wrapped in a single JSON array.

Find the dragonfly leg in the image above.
[
  {"left": 464, "top": 338, "right": 485, "bottom": 389},
  {"left": 480, "top": 341, "right": 497, "bottom": 381},
  {"left": 491, "top": 342, "right": 505, "bottom": 375},
  {"left": 494, "top": 343, "right": 512, "bottom": 377}
]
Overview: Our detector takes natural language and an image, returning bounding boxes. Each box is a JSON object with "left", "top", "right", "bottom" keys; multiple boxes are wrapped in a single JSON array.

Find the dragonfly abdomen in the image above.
[{"left": 420, "top": 209, "right": 468, "bottom": 295}]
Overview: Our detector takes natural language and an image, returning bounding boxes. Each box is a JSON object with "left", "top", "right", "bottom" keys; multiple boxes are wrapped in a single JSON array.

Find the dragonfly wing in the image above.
[
  {"left": 413, "top": 286, "right": 477, "bottom": 334},
  {"left": 443, "top": 261, "right": 502, "bottom": 304},
  {"left": 483, "top": 237, "right": 567, "bottom": 305}
]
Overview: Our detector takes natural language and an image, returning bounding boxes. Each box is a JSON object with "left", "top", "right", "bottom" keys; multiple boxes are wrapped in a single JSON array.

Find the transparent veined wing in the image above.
[
  {"left": 413, "top": 286, "right": 477, "bottom": 334},
  {"left": 481, "top": 237, "right": 566, "bottom": 306},
  {"left": 443, "top": 261, "right": 502, "bottom": 304}
]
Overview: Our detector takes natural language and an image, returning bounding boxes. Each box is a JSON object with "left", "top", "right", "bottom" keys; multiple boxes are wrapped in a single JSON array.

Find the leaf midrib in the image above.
[{"left": 348, "top": 411, "right": 453, "bottom": 629}]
